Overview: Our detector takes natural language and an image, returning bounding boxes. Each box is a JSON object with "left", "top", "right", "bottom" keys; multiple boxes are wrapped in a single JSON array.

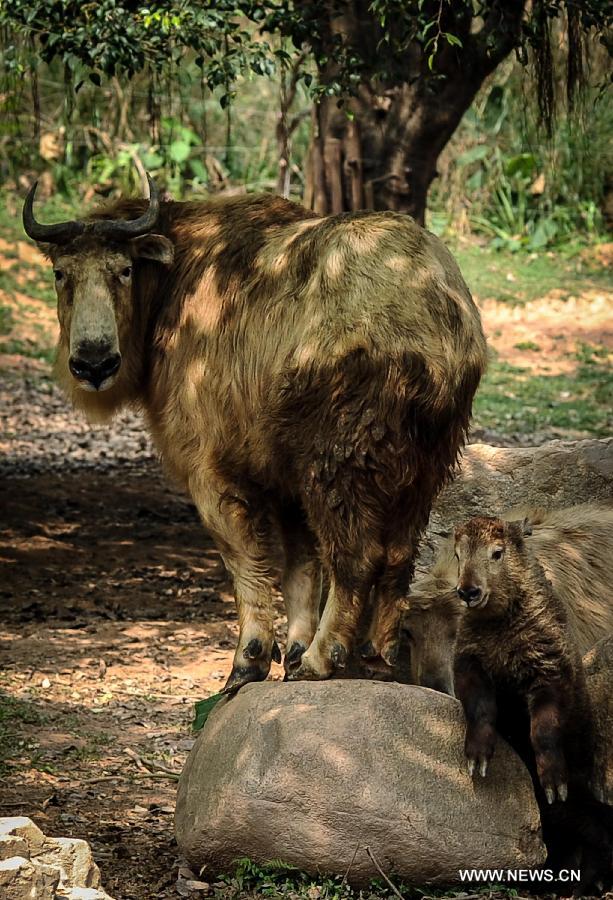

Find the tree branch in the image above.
[{"left": 468, "top": 0, "right": 527, "bottom": 80}]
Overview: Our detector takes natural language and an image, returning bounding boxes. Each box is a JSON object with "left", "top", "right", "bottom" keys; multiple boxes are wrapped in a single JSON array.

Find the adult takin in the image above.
[
  {"left": 453, "top": 515, "right": 612, "bottom": 891},
  {"left": 23, "top": 177, "right": 487, "bottom": 690}
]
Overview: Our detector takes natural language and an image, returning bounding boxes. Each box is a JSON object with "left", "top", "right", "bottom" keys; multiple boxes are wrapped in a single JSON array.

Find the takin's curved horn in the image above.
[
  {"left": 23, "top": 182, "right": 85, "bottom": 244},
  {"left": 88, "top": 174, "right": 160, "bottom": 239},
  {"left": 22, "top": 174, "right": 160, "bottom": 245}
]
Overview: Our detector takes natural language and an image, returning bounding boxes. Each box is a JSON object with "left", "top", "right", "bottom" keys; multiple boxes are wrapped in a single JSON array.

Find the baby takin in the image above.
[
  {"left": 407, "top": 502, "right": 613, "bottom": 695},
  {"left": 453, "top": 515, "right": 612, "bottom": 890}
]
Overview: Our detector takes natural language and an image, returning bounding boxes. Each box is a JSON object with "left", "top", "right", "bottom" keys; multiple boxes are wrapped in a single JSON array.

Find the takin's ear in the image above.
[
  {"left": 506, "top": 520, "right": 527, "bottom": 547},
  {"left": 521, "top": 517, "right": 533, "bottom": 536},
  {"left": 36, "top": 242, "right": 54, "bottom": 260},
  {"left": 129, "top": 234, "right": 174, "bottom": 266}
]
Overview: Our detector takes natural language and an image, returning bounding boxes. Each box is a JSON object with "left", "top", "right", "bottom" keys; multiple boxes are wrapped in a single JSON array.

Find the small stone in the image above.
[
  {"left": 0, "top": 835, "right": 29, "bottom": 861},
  {"left": 0, "top": 855, "right": 59, "bottom": 899},
  {"left": 37, "top": 837, "right": 101, "bottom": 889},
  {"left": 66, "top": 889, "right": 115, "bottom": 900},
  {"left": 0, "top": 818, "right": 46, "bottom": 855}
]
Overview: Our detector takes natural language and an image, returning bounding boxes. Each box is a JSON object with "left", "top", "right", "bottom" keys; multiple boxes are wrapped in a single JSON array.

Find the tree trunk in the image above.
[
  {"left": 301, "top": 1, "right": 525, "bottom": 225},
  {"left": 308, "top": 82, "right": 477, "bottom": 225}
]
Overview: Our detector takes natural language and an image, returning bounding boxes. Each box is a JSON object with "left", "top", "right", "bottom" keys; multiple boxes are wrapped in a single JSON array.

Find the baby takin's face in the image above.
[{"left": 454, "top": 516, "right": 524, "bottom": 614}]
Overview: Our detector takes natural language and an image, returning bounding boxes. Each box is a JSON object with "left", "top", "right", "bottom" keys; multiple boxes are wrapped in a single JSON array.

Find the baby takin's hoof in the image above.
[
  {"left": 536, "top": 750, "right": 568, "bottom": 803},
  {"left": 465, "top": 723, "right": 497, "bottom": 778}
]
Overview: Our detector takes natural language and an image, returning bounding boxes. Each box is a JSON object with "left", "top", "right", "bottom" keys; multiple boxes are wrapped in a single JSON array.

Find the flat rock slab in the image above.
[{"left": 175, "top": 681, "right": 545, "bottom": 886}]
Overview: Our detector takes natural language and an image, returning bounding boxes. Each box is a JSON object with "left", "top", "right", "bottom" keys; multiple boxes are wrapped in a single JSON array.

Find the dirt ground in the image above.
[
  {"left": 0, "top": 239, "right": 611, "bottom": 899},
  {"left": 0, "top": 463, "right": 269, "bottom": 897}
]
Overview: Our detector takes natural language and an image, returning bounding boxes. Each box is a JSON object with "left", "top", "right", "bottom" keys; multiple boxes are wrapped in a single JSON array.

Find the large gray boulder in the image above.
[
  {"left": 584, "top": 636, "right": 613, "bottom": 805},
  {"left": 419, "top": 438, "right": 612, "bottom": 571},
  {"left": 175, "top": 681, "right": 544, "bottom": 886}
]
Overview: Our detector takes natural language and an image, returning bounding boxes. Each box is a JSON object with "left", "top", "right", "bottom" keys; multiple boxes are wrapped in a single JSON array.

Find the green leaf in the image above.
[
  {"left": 444, "top": 32, "right": 463, "bottom": 48},
  {"left": 456, "top": 145, "right": 489, "bottom": 166},
  {"left": 192, "top": 692, "right": 224, "bottom": 732},
  {"left": 169, "top": 140, "right": 191, "bottom": 164},
  {"left": 505, "top": 153, "right": 537, "bottom": 178}
]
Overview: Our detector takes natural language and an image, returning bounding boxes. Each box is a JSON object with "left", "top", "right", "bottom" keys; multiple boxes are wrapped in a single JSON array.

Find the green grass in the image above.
[
  {"left": 0, "top": 694, "right": 48, "bottom": 775},
  {"left": 452, "top": 243, "right": 610, "bottom": 305},
  {"left": 208, "top": 858, "right": 526, "bottom": 900},
  {"left": 0, "top": 302, "right": 14, "bottom": 335},
  {"left": 0, "top": 338, "right": 56, "bottom": 363},
  {"left": 474, "top": 344, "right": 612, "bottom": 437}
]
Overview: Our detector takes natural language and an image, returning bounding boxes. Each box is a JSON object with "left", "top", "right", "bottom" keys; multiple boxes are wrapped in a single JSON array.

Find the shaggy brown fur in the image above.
[
  {"left": 408, "top": 502, "right": 613, "bottom": 692},
  {"left": 453, "top": 515, "right": 612, "bottom": 892},
  {"left": 39, "top": 192, "right": 487, "bottom": 689}
]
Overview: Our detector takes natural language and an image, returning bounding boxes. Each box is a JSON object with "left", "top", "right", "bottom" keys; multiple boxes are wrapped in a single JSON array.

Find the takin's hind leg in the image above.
[
  {"left": 360, "top": 573, "right": 408, "bottom": 669},
  {"left": 279, "top": 508, "right": 322, "bottom": 675},
  {"left": 190, "top": 476, "right": 280, "bottom": 693},
  {"left": 361, "top": 550, "right": 416, "bottom": 669}
]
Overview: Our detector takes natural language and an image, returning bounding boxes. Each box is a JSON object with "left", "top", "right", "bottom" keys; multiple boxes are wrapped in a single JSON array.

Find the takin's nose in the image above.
[
  {"left": 457, "top": 585, "right": 483, "bottom": 605},
  {"left": 69, "top": 350, "right": 121, "bottom": 390}
]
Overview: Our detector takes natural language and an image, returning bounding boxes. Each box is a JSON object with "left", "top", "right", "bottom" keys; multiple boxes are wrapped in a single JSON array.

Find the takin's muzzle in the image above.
[{"left": 69, "top": 342, "right": 122, "bottom": 392}]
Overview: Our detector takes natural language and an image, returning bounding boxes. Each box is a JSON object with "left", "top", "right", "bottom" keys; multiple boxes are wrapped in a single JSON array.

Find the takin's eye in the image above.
[
  {"left": 491, "top": 548, "right": 503, "bottom": 561},
  {"left": 120, "top": 265, "right": 133, "bottom": 280},
  {"left": 53, "top": 269, "right": 64, "bottom": 283}
]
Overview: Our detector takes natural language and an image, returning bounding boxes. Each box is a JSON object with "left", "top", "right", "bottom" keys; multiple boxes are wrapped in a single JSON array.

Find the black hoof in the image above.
[
  {"left": 381, "top": 641, "right": 399, "bottom": 668},
  {"left": 331, "top": 642, "right": 348, "bottom": 669},
  {"left": 359, "top": 640, "right": 378, "bottom": 660},
  {"left": 284, "top": 641, "right": 306, "bottom": 672},
  {"left": 272, "top": 641, "right": 282, "bottom": 664},
  {"left": 286, "top": 658, "right": 328, "bottom": 681},
  {"left": 223, "top": 664, "right": 267, "bottom": 695},
  {"left": 243, "top": 638, "right": 263, "bottom": 660}
]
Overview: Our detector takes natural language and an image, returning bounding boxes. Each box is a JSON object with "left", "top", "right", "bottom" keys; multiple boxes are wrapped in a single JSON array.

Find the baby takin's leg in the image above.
[
  {"left": 455, "top": 653, "right": 498, "bottom": 777},
  {"left": 527, "top": 683, "right": 568, "bottom": 804}
]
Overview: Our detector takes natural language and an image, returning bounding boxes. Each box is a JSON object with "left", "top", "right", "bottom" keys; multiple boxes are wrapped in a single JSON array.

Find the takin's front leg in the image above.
[
  {"left": 279, "top": 507, "right": 322, "bottom": 675},
  {"left": 191, "top": 477, "right": 280, "bottom": 693},
  {"left": 455, "top": 653, "right": 498, "bottom": 777},
  {"left": 527, "top": 683, "right": 569, "bottom": 805}
]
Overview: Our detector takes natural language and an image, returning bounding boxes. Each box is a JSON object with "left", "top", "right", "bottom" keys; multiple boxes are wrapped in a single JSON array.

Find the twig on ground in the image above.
[
  {"left": 341, "top": 844, "right": 360, "bottom": 887},
  {"left": 124, "top": 747, "right": 181, "bottom": 780},
  {"left": 364, "top": 846, "right": 404, "bottom": 900}
]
